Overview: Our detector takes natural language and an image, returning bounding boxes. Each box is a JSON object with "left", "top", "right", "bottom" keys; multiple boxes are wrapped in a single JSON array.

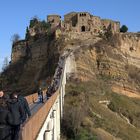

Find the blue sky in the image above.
[{"left": 0, "top": 0, "right": 140, "bottom": 70}]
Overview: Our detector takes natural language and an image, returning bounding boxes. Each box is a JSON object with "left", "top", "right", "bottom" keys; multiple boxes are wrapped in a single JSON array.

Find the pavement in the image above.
[{"left": 29, "top": 97, "right": 47, "bottom": 115}]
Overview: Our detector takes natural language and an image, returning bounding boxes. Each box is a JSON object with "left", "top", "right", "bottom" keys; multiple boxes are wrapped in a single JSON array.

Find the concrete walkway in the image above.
[{"left": 29, "top": 97, "right": 47, "bottom": 115}]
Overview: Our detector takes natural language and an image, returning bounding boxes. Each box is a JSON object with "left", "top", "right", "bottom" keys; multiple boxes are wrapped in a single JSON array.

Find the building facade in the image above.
[{"left": 47, "top": 12, "right": 120, "bottom": 34}]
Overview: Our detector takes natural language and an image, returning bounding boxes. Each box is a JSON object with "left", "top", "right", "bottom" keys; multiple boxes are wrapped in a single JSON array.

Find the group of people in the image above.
[
  {"left": 37, "top": 56, "right": 64, "bottom": 103},
  {"left": 46, "top": 57, "right": 64, "bottom": 100},
  {"left": 0, "top": 90, "right": 31, "bottom": 140},
  {"left": 37, "top": 67, "right": 63, "bottom": 103}
]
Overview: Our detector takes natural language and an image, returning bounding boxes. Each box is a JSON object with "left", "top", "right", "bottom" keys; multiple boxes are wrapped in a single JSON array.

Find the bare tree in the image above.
[
  {"left": 11, "top": 34, "right": 20, "bottom": 44},
  {"left": 2, "top": 57, "right": 9, "bottom": 71}
]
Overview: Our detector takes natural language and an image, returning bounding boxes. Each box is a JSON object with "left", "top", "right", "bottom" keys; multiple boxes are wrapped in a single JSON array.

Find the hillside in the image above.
[{"left": 60, "top": 33, "right": 140, "bottom": 140}]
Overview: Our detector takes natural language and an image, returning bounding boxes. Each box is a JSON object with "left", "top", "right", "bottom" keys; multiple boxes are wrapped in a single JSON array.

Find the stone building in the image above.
[
  {"left": 47, "top": 12, "right": 120, "bottom": 34},
  {"left": 101, "top": 19, "right": 120, "bottom": 33}
]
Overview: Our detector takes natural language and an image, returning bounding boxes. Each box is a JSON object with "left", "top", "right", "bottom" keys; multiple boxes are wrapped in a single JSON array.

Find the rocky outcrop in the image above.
[
  {"left": 62, "top": 33, "right": 140, "bottom": 95},
  {"left": 2, "top": 35, "right": 60, "bottom": 95}
]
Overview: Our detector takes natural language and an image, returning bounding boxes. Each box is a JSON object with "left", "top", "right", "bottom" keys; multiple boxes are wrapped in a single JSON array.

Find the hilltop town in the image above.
[
  {"left": 11, "top": 12, "right": 120, "bottom": 63},
  {"left": 39, "top": 11, "right": 120, "bottom": 34}
]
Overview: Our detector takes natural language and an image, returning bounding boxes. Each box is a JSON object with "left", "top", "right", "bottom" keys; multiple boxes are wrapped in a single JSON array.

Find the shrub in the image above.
[
  {"left": 120, "top": 25, "right": 128, "bottom": 33},
  {"left": 108, "top": 101, "right": 117, "bottom": 112},
  {"left": 11, "top": 34, "right": 20, "bottom": 44},
  {"left": 29, "top": 17, "right": 39, "bottom": 28},
  {"left": 75, "top": 129, "right": 97, "bottom": 140},
  {"left": 25, "top": 27, "right": 30, "bottom": 40},
  {"left": 126, "top": 64, "right": 140, "bottom": 83},
  {"left": 40, "top": 20, "right": 51, "bottom": 30}
]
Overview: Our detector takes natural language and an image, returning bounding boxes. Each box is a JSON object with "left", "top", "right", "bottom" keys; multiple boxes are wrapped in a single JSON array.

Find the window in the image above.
[{"left": 51, "top": 19, "right": 54, "bottom": 23}]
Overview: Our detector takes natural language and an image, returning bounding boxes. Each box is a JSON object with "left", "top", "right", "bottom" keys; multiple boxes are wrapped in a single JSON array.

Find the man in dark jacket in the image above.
[
  {"left": 18, "top": 95, "right": 31, "bottom": 123},
  {"left": 46, "top": 86, "right": 52, "bottom": 100},
  {"left": 38, "top": 88, "right": 44, "bottom": 103},
  {"left": 0, "top": 99, "right": 13, "bottom": 140},
  {"left": 8, "top": 93, "right": 23, "bottom": 140}
]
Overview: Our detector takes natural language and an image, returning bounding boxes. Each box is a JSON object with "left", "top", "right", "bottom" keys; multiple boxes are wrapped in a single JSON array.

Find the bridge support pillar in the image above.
[
  {"left": 53, "top": 110, "right": 57, "bottom": 140},
  {"left": 44, "top": 130, "right": 51, "bottom": 140},
  {"left": 60, "top": 87, "right": 63, "bottom": 118},
  {"left": 56, "top": 100, "right": 60, "bottom": 140}
]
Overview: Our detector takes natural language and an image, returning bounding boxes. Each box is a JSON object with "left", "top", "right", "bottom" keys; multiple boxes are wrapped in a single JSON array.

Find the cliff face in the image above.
[
  {"left": 61, "top": 33, "right": 140, "bottom": 140},
  {"left": 65, "top": 33, "right": 140, "bottom": 93},
  {"left": 1, "top": 35, "right": 60, "bottom": 95},
  {"left": 113, "top": 33, "right": 140, "bottom": 67}
]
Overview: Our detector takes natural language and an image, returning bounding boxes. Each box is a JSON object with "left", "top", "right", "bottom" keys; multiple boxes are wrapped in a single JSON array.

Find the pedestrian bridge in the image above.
[{"left": 21, "top": 51, "right": 75, "bottom": 140}]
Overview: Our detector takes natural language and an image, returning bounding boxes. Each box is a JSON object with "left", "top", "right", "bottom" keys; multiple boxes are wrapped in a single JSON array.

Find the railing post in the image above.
[
  {"left": 62, "top": 84, "right": 65, "bottom": 104},
  {"left": 44, "top": 117, "right": 54, "bottom": 140},
  {"left": 44, "top": 130, "right": 51, "bottom": 140},
  {"left": 60, "top": 87, "right": 63, "bottom": 118},
  {"left": 56, "top": 100, "right": 60, "bottom": 140},
  {"left": 53, "top": 109, "right": 57, "bottom": 140}
]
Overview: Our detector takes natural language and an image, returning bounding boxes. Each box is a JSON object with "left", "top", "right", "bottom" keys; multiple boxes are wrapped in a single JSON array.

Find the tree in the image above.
[
  {"left": 2, "top": 57, "right": 9, "bottom": 71},
  {"left": 41, "top": 20, "right": 51, "bottom": 30},
  {"left": 25, "top": 27, "right": 30, "bottom": 40},
  {"left": 120, "top": 25, "right": 128, "bottom": 33},
  {"left": 11, "top": 34, "right": 20, "bottom": 44},
  {"left": 29, "top": 16, "right": 39, "bottom": 28}
]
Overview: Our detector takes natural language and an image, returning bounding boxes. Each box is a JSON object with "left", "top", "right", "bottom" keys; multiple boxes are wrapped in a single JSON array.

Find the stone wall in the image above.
[
  {"left": 102, "top": 19, "right": 120, "bottom": 33},
  {"left": 47, "top": 15, "right": 61, "bottom": 28}
]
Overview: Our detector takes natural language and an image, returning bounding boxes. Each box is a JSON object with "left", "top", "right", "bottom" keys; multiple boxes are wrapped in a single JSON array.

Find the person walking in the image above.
[
  {"left": 0, "top": 99, "right": 13, "bottom": 140},
  {"left": 18, "top": 94, "right": 31, "bottom": 124},
  {"left": 38, "top": 88, "right": 44, "bottom": 103},
  {"left": 0, "top": 90, "right": 9, "bottom": 103},
  {"left": 8, "top": 93, "right": 23, "bottom": 140},
  {"left": 46, "top": 86, "right": 52, "bottom": 100}
]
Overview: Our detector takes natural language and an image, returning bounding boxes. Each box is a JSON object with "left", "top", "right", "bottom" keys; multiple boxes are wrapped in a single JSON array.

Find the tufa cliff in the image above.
[{"left": 61, "top": 33, "right": 140, "bottom": 140}]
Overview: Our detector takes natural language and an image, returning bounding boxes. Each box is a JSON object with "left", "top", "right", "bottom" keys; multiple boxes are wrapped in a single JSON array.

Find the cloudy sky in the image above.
[{"left": 0, "top": 0, "right": 140, "bottom": 71}]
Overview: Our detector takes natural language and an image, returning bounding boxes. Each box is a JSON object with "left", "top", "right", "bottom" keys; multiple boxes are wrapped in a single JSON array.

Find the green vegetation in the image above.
[
  {"left": 28, "top": 17, "right": 52, "bottom": 42},
  {"left": 41, "top": 20, "right": 51, "bottom": 30},
  {"left": 0, "top": 57, "right": 27, "bottom": 93},
  {"left": 125, "top": 64, "right": 140, "bottom": 84},
  {"left": 62, "top": 79, "right": 140, "bottom": 140},
  {"left": 25, "top": 27, "right": 30, "bottom": 40},
  {"left": 120, "top": 25, "right": 128, "bottom": 33},
  {"left": 29, "top": 17, "right": 51, "bottom": 31},
  {"left": 108, "top": 94, "right": 140, "bottom": 127},
  {"left": 75, "top": 129, "right": 97, "bottom": 140},
  {"left": 29, "top": 17, "right": 39, "bottom": 28}
]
